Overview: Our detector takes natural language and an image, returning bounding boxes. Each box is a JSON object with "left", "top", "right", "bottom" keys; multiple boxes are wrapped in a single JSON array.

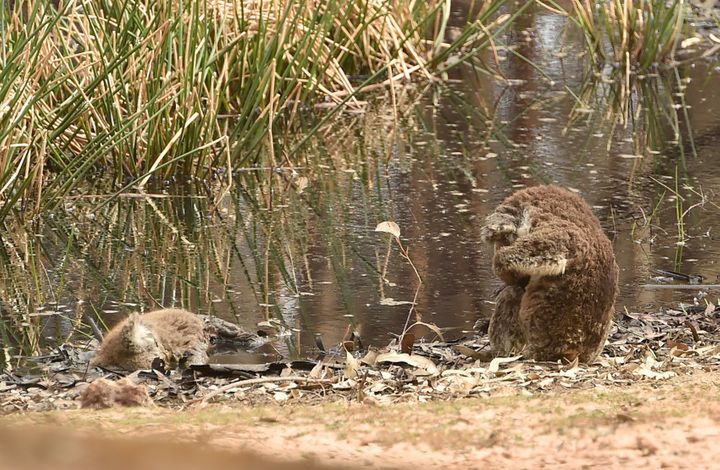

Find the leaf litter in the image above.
[{"left": 1, "top": 301, "right": 719, "bottom": 413}]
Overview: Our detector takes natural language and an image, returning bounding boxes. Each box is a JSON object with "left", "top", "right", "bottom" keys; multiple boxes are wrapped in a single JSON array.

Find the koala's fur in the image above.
[
  {"left": 480, "top": 185, "right": 618, "bottom": 363},
  {"left": 92, "top": 308, "right": 208, "bottom": 371},
  {"left": 80, "top": 378, "right": 151, "bottom": 409}
]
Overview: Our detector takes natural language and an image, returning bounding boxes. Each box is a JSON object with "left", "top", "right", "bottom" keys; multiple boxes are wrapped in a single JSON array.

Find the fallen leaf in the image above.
[
  {"left": 379, "top": 298, "right": 414, "bottom": 306},
  {"left": 375, "top": 352, "right": 439, "bottom": 376},
  {"left": 315, "top": 334, "right": 326, "bottom": 352},
  {"left": 405, "top": 321, "right": 445, "bottom": 341},
  {"left": 633, "top": 356, "right": 676, "bottom": 380},
  {"left": 452, "top": 345, "right": 479, "bottom": 358},
  {"left": 332, "top": 379, "right": 355, "bottom": 390},
  {"left": 537, "top": 377, "right": 554, "bottom": 389},
  {"left": 360, "top": 349, "right": 378, "bottom": 366},
  {"left": 400, "top": 333, "right": 415, "bottom": 354},
  {"left": 308, "top": 361, "right": 324, "bottom": 379},
  {"left": 344, "top": 351, "right": 359, "bottom": 379},
  {"left": 293, "top": 176, "right": 309, "bottom": 194},
  {"left": 685, "top": 320, "right": 700, "bottom": 342},
  {"left": 704, "top": 302, "right": 715, "bottom": 316},
  {"left": 680, "top": 37, "right": 702, "bottom": 48},
  {"left": 666, "top": 340, "right": 689, "bottom": 351},
  {"left": 488, "top": 355, "right": 522, "bottom": 373}
]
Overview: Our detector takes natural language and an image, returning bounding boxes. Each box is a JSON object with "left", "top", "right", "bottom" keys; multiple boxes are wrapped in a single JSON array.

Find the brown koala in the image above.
[
  {"left": 480, "top": 185, "right": 618, "bottom": 363},
  {"left": 92, "top": 308, "right": 209, "bottom": 371}
]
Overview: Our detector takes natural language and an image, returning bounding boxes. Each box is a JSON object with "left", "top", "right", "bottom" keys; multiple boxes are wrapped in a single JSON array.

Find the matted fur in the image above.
[
  {"left": 80, "top": 378, "right": 151, "bottom": 409},
  {"left": 92, "top": 308, "right": 208, "bottom": 370},
  {"left": 481, "top": 185, "right": 618, "bottom": 363}
]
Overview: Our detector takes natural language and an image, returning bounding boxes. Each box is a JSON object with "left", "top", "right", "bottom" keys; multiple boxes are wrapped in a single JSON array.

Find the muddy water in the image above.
[{"left": 3, "top": 7, "right": 720, "bottom": 363}]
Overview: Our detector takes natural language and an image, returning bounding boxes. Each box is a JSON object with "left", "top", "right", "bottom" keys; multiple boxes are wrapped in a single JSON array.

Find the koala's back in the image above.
[
  {"left": 139, "top": 309, "right": 207, "bottom": 359},
  {"left": 486, "top": 185, "right": 618, "bottom": 363}
]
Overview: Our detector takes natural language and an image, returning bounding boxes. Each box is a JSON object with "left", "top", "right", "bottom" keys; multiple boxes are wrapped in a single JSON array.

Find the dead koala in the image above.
[
  {"left": 480, "top": 185, "right": 618, "bottom": 363},
  {"left": 91, "top": 308, "right": 209, "bottom": 371},
  {"left": 92, "top": 308, "right": 269, "bottom": 371}
]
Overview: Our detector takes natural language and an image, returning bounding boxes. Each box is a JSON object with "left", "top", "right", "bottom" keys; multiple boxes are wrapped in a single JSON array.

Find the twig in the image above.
[
  {"left": 640, "top": 284, "right": 720, "bottom": 290},
  {"left": 192, "top": 376, "right": 338, "bottom": 405},
  {"left": 395, "top": 237, "right": 423, "bottom": 345},
  {"left": 685, "top": 320, "right": 700, "bottom": 343}
]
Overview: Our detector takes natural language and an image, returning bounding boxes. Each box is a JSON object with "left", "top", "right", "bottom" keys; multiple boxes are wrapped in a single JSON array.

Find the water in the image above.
[{"left": 2, "top": 6, "right": 720, "bottom": 363}]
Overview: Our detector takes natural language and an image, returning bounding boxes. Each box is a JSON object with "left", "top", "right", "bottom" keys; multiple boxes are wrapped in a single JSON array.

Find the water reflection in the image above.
[{"left": 1, "top": 6, "right": 720, "bottom": 364}]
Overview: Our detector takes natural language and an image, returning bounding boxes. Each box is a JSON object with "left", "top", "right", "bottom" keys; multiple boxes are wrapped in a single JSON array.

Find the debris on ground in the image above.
[
  {"left": 1, "top": 301, "right": 719, "bottom": 413},
  {"left": 80, "top": 377, "right": 151, "bottom": 409}
]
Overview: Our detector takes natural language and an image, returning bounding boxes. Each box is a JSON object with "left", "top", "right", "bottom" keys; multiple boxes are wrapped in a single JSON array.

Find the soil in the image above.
[{"left": 3, "top": 370, "right": 719, "bottom": 469}]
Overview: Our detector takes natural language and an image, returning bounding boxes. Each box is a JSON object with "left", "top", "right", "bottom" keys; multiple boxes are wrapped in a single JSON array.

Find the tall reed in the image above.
[
  {"left": 560, "top": 0, "right": 688, "bottom": 70},
  {"left": 0, "top": 0, "right": 513, "bottom": 225}
]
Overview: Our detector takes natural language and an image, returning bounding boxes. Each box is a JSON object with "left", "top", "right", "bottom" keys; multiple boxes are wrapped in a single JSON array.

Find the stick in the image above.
[
  {"left": 192, "top": 376, "right": 338, "bottom": 405},
  {"left": 640, "top": 284, "right": 720, "bottom": 290}
]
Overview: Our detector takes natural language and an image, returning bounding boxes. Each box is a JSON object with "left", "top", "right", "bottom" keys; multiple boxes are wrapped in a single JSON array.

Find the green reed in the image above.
[
  {"left": 548, "top": 0, "right": 689, "bottom": 71},
  {"left": 0, "top": 83, "right": 503, "bottom": 363},
  {"left": 0, "top": 0, "right": 514, "bottom": 226}
]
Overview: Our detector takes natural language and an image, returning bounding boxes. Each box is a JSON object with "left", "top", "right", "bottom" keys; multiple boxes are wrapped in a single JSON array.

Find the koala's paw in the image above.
[
  {"left": 480, "top": 212, "right": 518, "bottom": 244},
  {"left": 506, "top": 252, "right": 569, "bottom": 277}
]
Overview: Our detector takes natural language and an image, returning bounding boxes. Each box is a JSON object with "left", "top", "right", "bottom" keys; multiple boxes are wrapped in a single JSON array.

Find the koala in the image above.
[
  {"left": 480, "top": 185, "right": 618, "bottom": 363},
  {"left": 92, "top": 308, "right": 209, "bottom": 371}
]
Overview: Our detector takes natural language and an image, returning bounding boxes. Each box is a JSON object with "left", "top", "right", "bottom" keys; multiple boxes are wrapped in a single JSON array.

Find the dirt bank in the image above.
[{"left": 4, "top": 371, "right": 719, "bottom": 469}]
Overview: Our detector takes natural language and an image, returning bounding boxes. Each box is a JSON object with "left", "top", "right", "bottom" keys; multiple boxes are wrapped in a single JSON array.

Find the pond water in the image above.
[{"left": 2, "top": 5, "right": 720, "bottom": 365}]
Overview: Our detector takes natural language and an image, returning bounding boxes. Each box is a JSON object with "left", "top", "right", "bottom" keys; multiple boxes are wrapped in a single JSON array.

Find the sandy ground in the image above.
[{"left": 2, "top": 371, "right": 719, "bottom": 469}]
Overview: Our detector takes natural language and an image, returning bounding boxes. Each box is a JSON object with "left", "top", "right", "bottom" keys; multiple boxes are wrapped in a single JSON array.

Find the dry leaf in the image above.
[
  {"left": 344, "top": 351, "right": 359, "bottom": 379},
  {"left": 406, "top": 321, "right": 445, "bottom": 341},
  {"left": 633, "top": 356, "right": 675, "bottom": 380},
  {"left": 360, "top": 349, "right": 378, "bottom": 366},
  {"left": 680, "top": 37, "right": 702, "bottom": 48},
  {"left": 452, "top": 345, "right": 485, "bottom": 360},
  {"left": 375, "top": 221, "right": 401, "bottom": 238},
  {"left": 666, "top": 340, "right": 689, "bottom": 352},
  {"left": 400, "top": 333, "right": 415, "bottom": 354},
  {"left": 488, "top": 355, "right": 522, "bottom": 373},
  {"left": 375, "top": 352, "right": 439, "bottom": 375},
  {"left": 294, "top": 176, "right": 309, "bottom": 194},
  {"left": 379, "top": 298, "right": 414, "bottom": 306},
  {"left": 308, "top": 361, "right": 324, "bottom": 379}
]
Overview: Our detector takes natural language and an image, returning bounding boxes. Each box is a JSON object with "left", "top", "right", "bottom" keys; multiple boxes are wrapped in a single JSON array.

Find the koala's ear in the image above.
[
  {"left": 120, "top": 313, "right": 149, "bottom": 351},
  {"left": 120, "top": 313, "right": 140, "bottom": 336},
  {"left": 479, "top": 225, "right": 494, "bottom": 243},
  {"left": 480, "top": 212, "right": 518, "bottom": 245}
]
